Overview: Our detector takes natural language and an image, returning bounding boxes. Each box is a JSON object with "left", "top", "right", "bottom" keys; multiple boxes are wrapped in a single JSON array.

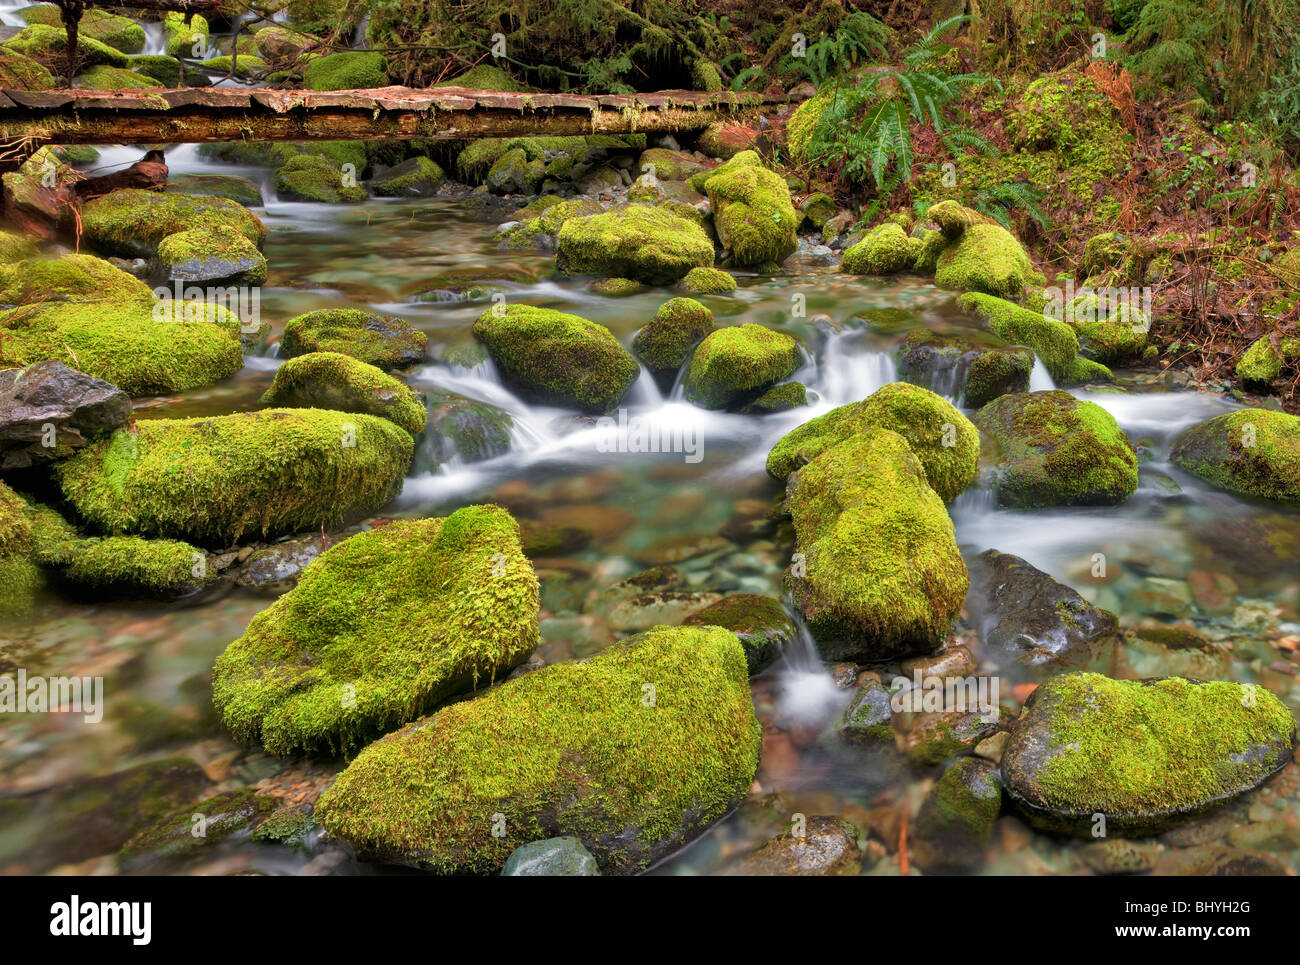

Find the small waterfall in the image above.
[
  {"left": 814, "top": 331, "right": 898, "bottom": 407},
  {"left": 141, "top": 22, "right": 165, "bottom": 56},
  {"left": 1029, "top": 357, "right": 1056, "bottom": 391},
  {"left": 772, "top": 612, "right": 851, "bottom": 725}
]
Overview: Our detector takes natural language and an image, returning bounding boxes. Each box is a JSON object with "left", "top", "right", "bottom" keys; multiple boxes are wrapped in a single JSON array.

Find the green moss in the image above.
[
  {"left": 556, "top": 203, "right": 715, "bottom": 285},
  {"left": 57, "top": 409, "right": 413, "bottom": 546},
  {"left": 683, "top": 593, "right": 792, "bottom": 674},
  {"left": 118, "top": 789, "right": 277, "bottom": 867},
  {"left": 632, "top": 297, "right": 714, "bottom": 372},
  {"left": 261, "top": 351, "right": 427, "bottom": 435},
  {"left": 637, "top": 148, "right": 702, "bottom": 182},
  {"left": 0, "top": 554, "right": 42, "bottom": 618},
  {"left": 302, "top": 50, "right": 388, "bottom": 89},
  {"left": 433, "top": 64, "right": 528, "bottom": 91},
  {"left": 201, "top": 55, "right": 267, "bottom": 79},
  {"left": 934, "top": 221, "right": 1034, "bottom": 301},
  {"left": 704, "top": 162, "right": 798, "bottom": 270},
  {"left": 1170, "top": 408, "right": 1300, "bottom": 502},
  {"left": 161, "top": 12, "right": 207, "bottom": 58},
  {"left": 958, "top": 291, "right": 1080, "bottom": 380},
  {"left": 497, "top": 197, "right": 601, "bottom": 249},
  {"left": 1020, "top": 673, "right": 1294, "bottom": 819},
  {"left": 964, "top": 346, "right": 1035, "bottom": 408},
  {"left": 0, "top": 230, "right": 37, "bottom": 265},
  {"left": 785, "top": 429, "right": 968, "bottom": 660},
  {"left": 679, "top": 266, "right": 737, "bottom": 294},
  {"left": 281, "top": 308, "right": 427, "bottom": 370},
  {"left": 972, "top": 389, "right": 1138, "bottom": 507},
  {"left": 0, "top": 253, "right": 149, "bottom": 304},
  {"left": 81, "top": 189, "right": 266, "bottom": 259},
  {"left": 0, "top": 480, "right": 33, "bottom": 555},
  {"left": 800, "top": 192, "right": 836, "bottom": 230},
  {"left": 456, "top": 138, "right": 509, "bottom": 184},
  {"left": 275, "top": 154, "right": 365, "bottom": 203},
  {"left": 767, "top": 382, "right": 979, "bottom": 502},
  {"left": 1080, "top": 231, "right": 1129, "bottom": 279},
  {"left": 1061, "top": 355, "right": 1114, "bottom": 385},
  {"left": 841, "top": 223, "right": 913, "bottom": 275},
  {"left": 250, "top": 808, "right": 315, "bottom": 847},
  {"left": 691, "top": 58, "right": 722, "bottom": 92},
  {"left": 371, "top": 156, "right": 444, "bottom": 197},
  {"left": 155, "top": 223, "right": 268, "bottom": 285},
  {"left": 315, "top": 624, "right": 760, "bottom": 874},
  {"left": 74, "top": 64, "right": 159, "bottom": 88},
  {"left": 589, "top": 277, "right": 644, "bottom": 295},
  {"left": 0, "top": 48, "right": 54, "bottom": 89},
  {"left": 0, "top": 300, "right": 243, "bottom": 396},
  {"left": 213, "top": 505, "right": 538, "bottom": 756},
  {"left": 1237, "top": 336, "right": 1300, "bottom": 386},
  {"left": 56, "top": 536, "right": 208, "bottom": 596},
  {"left": 786, "top": 89, "right": 833, "bottom": 162},
  {"left": 473, "top": 304, "right": 639, "bottom": 415},
  {"left": 742, "top": 381, "right": 807, "bottom": 413},
  {"left": 683, "top": 323, "right": 801, "bottom": 410},
  {"left": 3, "top": 23, "right": 129, "bottom": 68}
]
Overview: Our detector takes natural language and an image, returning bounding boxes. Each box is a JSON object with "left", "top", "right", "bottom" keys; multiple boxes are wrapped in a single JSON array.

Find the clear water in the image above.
[{"left": 1, "top": 146, "right": 1298, "bottom": 877}]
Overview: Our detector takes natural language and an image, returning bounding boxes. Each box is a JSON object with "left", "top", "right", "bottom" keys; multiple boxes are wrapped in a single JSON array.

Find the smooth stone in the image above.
[{"left": 501, "top": 836, "right": 601, "bottom": 876}]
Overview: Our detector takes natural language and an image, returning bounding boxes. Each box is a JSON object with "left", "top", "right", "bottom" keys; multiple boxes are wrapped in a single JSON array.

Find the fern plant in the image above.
[
  {"left": 778, "top": 11, "right": 892, "bottom": 90},
  {"left": 804, "top": 15, "right": 996, "bottom": 190}
]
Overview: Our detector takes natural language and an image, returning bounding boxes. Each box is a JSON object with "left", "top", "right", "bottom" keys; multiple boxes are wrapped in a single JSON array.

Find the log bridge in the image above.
[{"left": 0, "top": 86, "right": 793, "bottom": 148}]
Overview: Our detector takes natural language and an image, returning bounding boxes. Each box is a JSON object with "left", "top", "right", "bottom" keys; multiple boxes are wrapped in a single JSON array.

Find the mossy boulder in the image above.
[
  {"left": 556, "top": 204, "right": 715, "bottom": 285},
  {"left": 683, "top": 593, "right": 795, "bottom": 675},
  {"left": 455, "top": 138, "right": 509, "bottom": 184},
  {"left": 0, "top": 481, "right": 43, "bottom": 617},
  {"left": 785, "top": 89, "right": 831, "bottom": 162},
  {"left": 421, "top": 392, "right": 513, "bottom": 469},
  {"left": 117, "top": 788, "right": 277, "bottom": 871},
  {"left": 912, "top": 758, "right": 1002, "bottom": 873},
  {"left": 157, "top": 224, "right": 268, "bottom": 286},
  {"left": 129, "top": 54, "right": 182, "bottom": 87},
  {"left": 972, "top": 390, "right": 1138, "bottom": 507},
  {"left": 315, "top": 624, "right": 760, "bottom": 874},
  {"left": 213, "top": 506, "right": 539, "bottom": 756},
  {"left": 1236, "top": 335, "right": 1300, "bottom": 388},
  {"left": 275, "top": 154, "right": 366, "bottom": 203},
  {"left": 0, "top": 253, "right": 150, "bottom": 305},
  {"left": 896, "top": 329, "right": 1033, "bottom": 408},
  {"left": 370, "top": 156, "right": 445, "bottom": 197},
  {"left": 200, "top": 54, "right": 267, "bottom": 80},
  {"left": 81, "top": 189, "right": 266, "bottom": 260},
  {"left": 0, "top": 230, "right": 37, "bottom": 263},
  {"left": 702, "top": 157, "right": 798, "bottom": 270},
  {"left": 841, "top": 223, "right": 913, "bottom": 275},
  {"left": 472, "top": 305, "right": 638, "bottom": 415},
  {"left": 1079, "top": 231, "right": 1130, "bottom": 279},
  {"left": 767, "top": 382, "right": 979, "bottom": 502},
  {"left": 48, "top": 535, "right": 210, "bottom": 598},
  {"left": 3, "top": 23, "right": 129, "bottom": 68},
  {"left": 254, "top": 24, "right": 315, "bottom": 60},
  {"left": 261, "top": 352, "right": 426, "bottom": 435},
  {"left": 926, "top": 201, "right": 1034, "bottom": 300},
  {"left": 496, "top": 197, "right": 601, "bottom": 250},
  {"left": 281, "top": 308, "right": 427, "bottom": 369},
  {"left": 683, "top": 324, "right": 800, "bottom": 410},
  {"left": 1170, "top": 408, "right": 1300, "bottom": 502},
  {"left": 485, "top": 147, "right": 545, "bottom": 195},
  {"left": 800, "top": 193, "right": 836, "bottom": 230},
  {"left": 784, "top": 429, "right": 969, "bottom": 662},
  {"left": 679, "top": 266, "right": 737, "bottom": 294},
  {"left": 0, "top": 48, "right": 54, "bottom": 89},
  {"left": 0, "top": 300, "right": 244, "bottom": 396},
  {"left": 632, "top": 297, "right": 714, "bottom": 374},
  {"left": 56, "top": 409, "right": 413, "bottom": 546},
  {"left": 161, "top": 12, "right": 207, "bottom": 58},
  {"left": 740, "top": 381, "right": 807, "bottom": 414},
  {"left": 638, "top": 148, "right": 705, "bottom": 182},
  {"left": 1002, "top": 673, "right": 1295, "bottom": 836},
  {"left": 958, "top": 291, "right": 1080, "bottom": 381},
  {"left": 74, "top": 64, "right": 159, "bottom": 88},
  {"left": 432, "top": 63, "right": 528, "bottom": 91},
  {"left": 165, "top": 174, "right": 263, "bottom": 207},
  {"left": 302, "top": 50, "right": 388, "bottom": 90}
]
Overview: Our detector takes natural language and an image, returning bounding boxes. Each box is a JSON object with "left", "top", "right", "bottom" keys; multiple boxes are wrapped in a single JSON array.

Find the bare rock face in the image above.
[{"left": 0, "top": 360, "right": 131, "bottom": 468}]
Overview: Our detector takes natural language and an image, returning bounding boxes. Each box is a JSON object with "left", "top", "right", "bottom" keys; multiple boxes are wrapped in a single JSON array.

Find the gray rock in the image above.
[
  {"left": 912, "top": 758, "right": 1002, "bottom": 874},
  {"left": 724, "top": 816, "right": 861, "bottom": 876},
  {"left": 837, "top": 678, "right": 893, "bottom": 745},
  {"left": 235, "top": 535, "right": 325, "bottom": 595},
  {"left": 0, "top": 361, "right": 131, "bottom": 469},
  {"left": 682, "top": 593, "right": 795, "bottom": 674},
  {"left": 501, "top": 836, "right": 601, "bottom": 876}
]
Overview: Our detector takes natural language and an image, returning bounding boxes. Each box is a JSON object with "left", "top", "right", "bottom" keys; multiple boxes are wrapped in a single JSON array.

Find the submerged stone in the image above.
[
  {"left": 912, "top": 758, "right": 1002, "bottom": 874},
  {"left": 315, "top": 625, "right": 760, "bottom": 874},
  {"left": 724, "top": 816, "right": 861, "bottom": 876},
  {"left": 683, "top": 593, "right": 796, "bottom": 674},
  {"left": 212, "top": 505, "right": 539, "bottom": 756},
  {"left": 895, "top": 329, "right": 1033, "bottom": 408},
  {"left": 501, "top": 837, "right": 601, "bottom": 876},
  {"left": 1001, "top": 673, "right": 1296, "bottom": 835}
]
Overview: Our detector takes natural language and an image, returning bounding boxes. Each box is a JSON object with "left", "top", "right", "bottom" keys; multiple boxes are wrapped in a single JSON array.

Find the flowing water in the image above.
[{"left": 2, "top": 145, "right": 1298, "bottom": 877}]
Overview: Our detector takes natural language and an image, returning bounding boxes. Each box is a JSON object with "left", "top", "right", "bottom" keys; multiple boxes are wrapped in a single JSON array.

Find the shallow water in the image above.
[{"left": 2, "top": 144, "right": 1298, "bottom": 877}]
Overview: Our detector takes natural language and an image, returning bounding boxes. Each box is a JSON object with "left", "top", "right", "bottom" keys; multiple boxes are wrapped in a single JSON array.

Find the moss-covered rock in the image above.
[
  {"left": 455, "top": 138, "right": 509, "bottom": 184},
  {"left": 0, "top": 253, "right": 149, "bottom": 304},
  {"left": 740, "top": 381, "right": 807, "bottom": 414},
  {"left": 785, "top": 89, "right": 832, "bottom": 162},
  {"left": 896, "top": 329, "right": 1033, "bottom": 408},
  {"left": 556, "top": 203, "right": 715, "bottom": 285},
  {"left": 784, "top": 429, "right": 968, "bottom": 661},
  {"left": 280, "top": 308, "right": 427, "bottom": 369},
  {"left": 934, "top": 222, "right": 1034, "bottom": 301},
  {"left": 370, "top": 156, "right": 445, "bottom": 197},
  {"left": 161, "top": 12, "right": 207, "bottom": 58},
  {"left": 1170, "top": 408, "right": 1300, "bottom": 502},
  {"left": 638, "top": 148, "right": 705, "bottom": 182},
  {"left": 800, "top": 192, "right": 836, "bottom": 230},
  {"left": 972, "top": 390, "right": 1138, "bottom": 507},
  {"left": 912, "top": 758, "right": 1002, "bottom": 873},
  {"left": 679, "top": 265, "right": 737, "bottom": 294},
  {"left": 496, "top": 197, "right": 601, "bottom": 250},
  {"left": 274, "top": 153, "right": 366, "bottom": 203},
  {"left": 767, "top": 382, "right": 979, "bottom": 502},
  {"left": 213, "top": 505, "right": 538, "bottom": 756},
  {"left": 81, "top": 189, "right": 266, "bottom": 259},
  {"left": 485, "top": 147, "right": 545, "bottom": 195},
  {"left": 683, "top": 323, "right": 800, "bottom": 410},
  {"left": 432, "top": 63, "right": 528, "bottom": 91},
  {"left": 163, "top": 174, "right": 262, "bottom": 208},
  {"left": 1061, "top": 355, "right": 1114, "bottom": 385},
  {"left": 682, "top": 593, "right": 794, "bottom": 674},
  {"left": 49, "top": 535, "right": 210, "bottom": 598},
  {"left": 473, "top": 305, "right": 638, "bottom": 415},
  {"left": 57, "top": 409, "right": 412, "bottom": 545},
  {"left": 1002, "top": 673, "right": 1295, "bottom": 836},
  {"left": 0, "top": 229, "right": 37, "bottom": 264},
  {"left": 315, "top": 624, "right": 760, "bottom": 874},
  {"left": 701, "top": 155, "right": 798, "bottom": 270},
  {"left": 156, "top": 224, "right": 268, "bottom": 286},
  {"left": 200, "top": 54, "right": 267, "bottom": 79},
  {"left": 0, "top": 48, "right": 54, "bottom": 89},
  {"left": 0, "top": 481, "right": 42, "bottom": 617},
  {"left": 117, "top": 788, "right": 277, "bottom": 870},
  {"left": 253, "top": 24, "right": 315, "bottom": 60},
  {"left": 841, "top": 223, "right": 913, "bottom": 275},
  {"left": 3, "top": 23, "right": 129, "bottom": 68},
  {"left": 74, "top": 64, "right": 159, "bottom": 88},
  {"left": 128, "top": 53, "right": 182, "bottom": 87},
  {"left": 632, "top": 297, "right": 714, "bottom": 373},
  {"left": 302, "top": 50, "right": 388, "bottom": 90},
  {"left": 261, "top": 351, "right": 426, "bottom": 435},
  {"left": 0, "top": 300, "right": 243, "bottom": 396},
  {"left": 420, "top": 391, "right": 513, "bottom": 469},
  {"left": 1236, "top": 335, "right": 1300, "bottom": 388},
  {"left": 958, "top": 291, "right": 1080, "bottom": 381}
]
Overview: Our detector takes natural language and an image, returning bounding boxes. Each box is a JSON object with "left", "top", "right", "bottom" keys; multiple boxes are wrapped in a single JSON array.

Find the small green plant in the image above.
[{"left": 778, "top": 11, "right": 892, "bottom": 89}]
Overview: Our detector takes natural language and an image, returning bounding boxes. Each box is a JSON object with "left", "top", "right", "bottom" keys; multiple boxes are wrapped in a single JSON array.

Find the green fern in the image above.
[{"left": 778, "top": 12, "right": 892, "bottom": 89}]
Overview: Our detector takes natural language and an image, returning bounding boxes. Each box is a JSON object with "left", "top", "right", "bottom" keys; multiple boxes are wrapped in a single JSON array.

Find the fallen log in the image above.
[{"left": 71, "top": 149, "right": 168, "bottom": 201}]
